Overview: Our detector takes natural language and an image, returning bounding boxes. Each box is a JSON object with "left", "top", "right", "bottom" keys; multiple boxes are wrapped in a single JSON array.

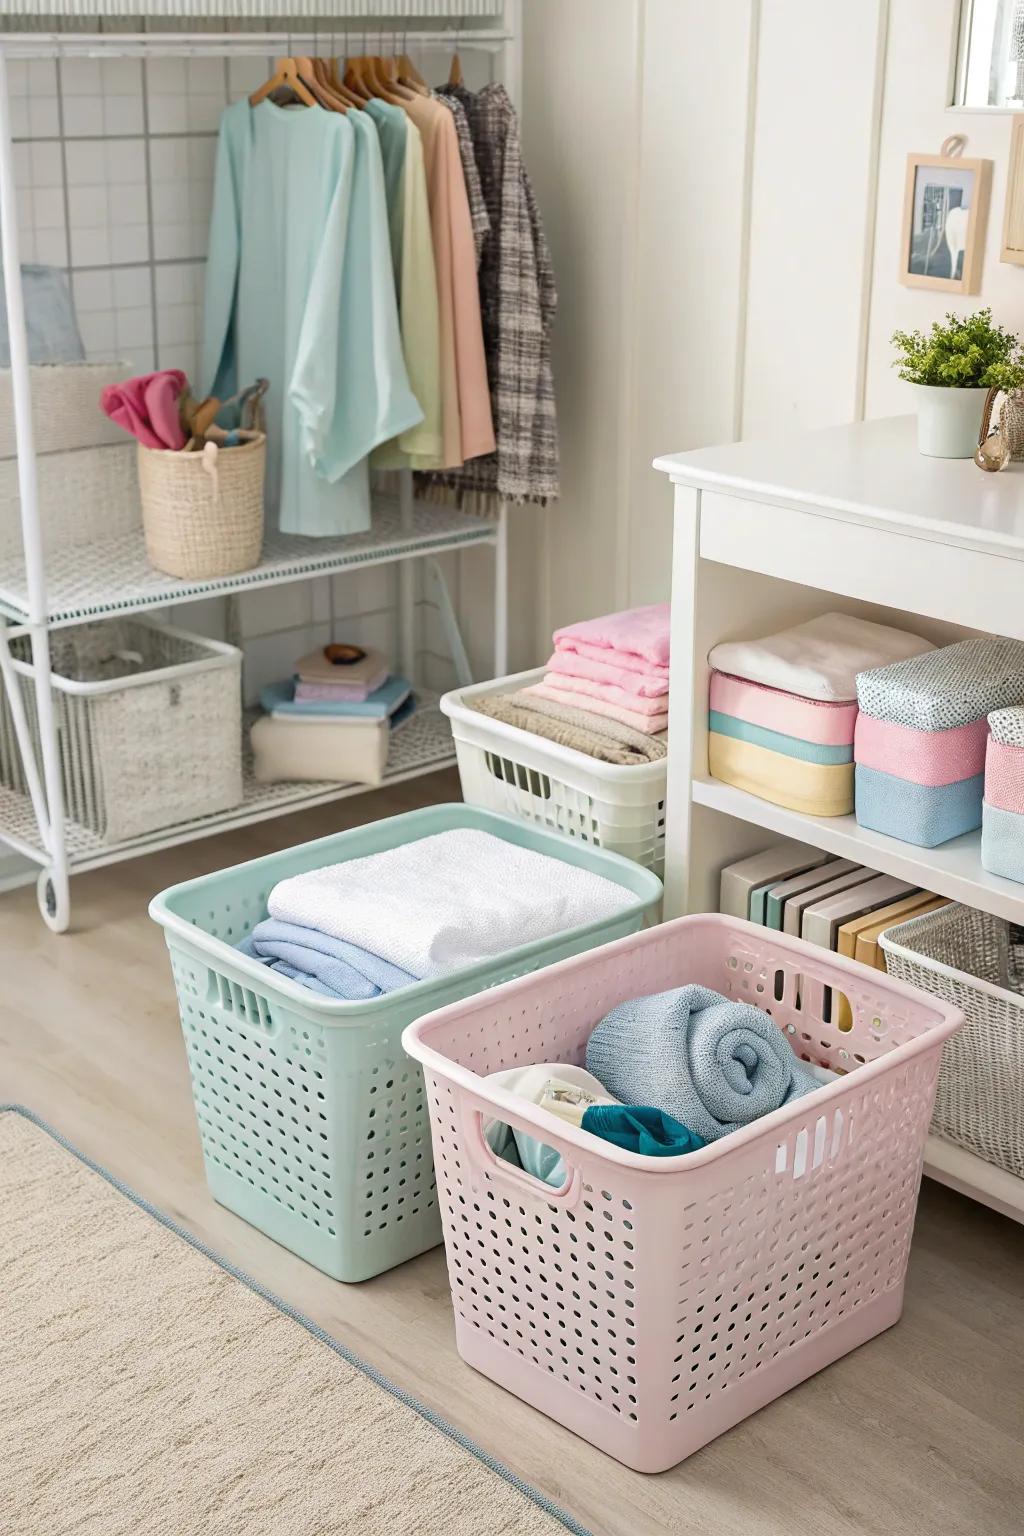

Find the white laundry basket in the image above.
[
  {"left": 0, "top": 617, "right": 242, "bottom": 841},
  {"left": 441, "top": 669, "right": 667, "bottom": 872}
]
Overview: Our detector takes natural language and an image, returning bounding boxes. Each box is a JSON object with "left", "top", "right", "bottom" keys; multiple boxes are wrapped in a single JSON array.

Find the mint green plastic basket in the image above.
[{"left": 149, "top": 803, "right": 662, "bottom": 1282}]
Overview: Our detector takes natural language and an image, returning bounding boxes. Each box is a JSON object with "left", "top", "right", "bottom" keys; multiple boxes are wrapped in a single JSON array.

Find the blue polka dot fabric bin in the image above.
[{"left": 149, "top": 804, "right": 662, "bottom": 1282}]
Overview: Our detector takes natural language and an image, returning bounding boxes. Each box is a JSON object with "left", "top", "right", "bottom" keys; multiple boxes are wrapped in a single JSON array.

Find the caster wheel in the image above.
[{"left": 37, "top": 867, "right": 70, "bottom": 933}]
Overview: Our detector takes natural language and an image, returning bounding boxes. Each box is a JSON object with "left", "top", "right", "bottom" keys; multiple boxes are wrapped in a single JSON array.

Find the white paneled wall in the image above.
[{"left": 525, "top": 0, "right": 1024, "bottom": 640}]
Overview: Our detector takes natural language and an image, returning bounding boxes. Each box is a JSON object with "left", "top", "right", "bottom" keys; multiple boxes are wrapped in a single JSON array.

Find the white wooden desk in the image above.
[{"left": 655, "top": 414, "right": 1024, "bottom": 1222}]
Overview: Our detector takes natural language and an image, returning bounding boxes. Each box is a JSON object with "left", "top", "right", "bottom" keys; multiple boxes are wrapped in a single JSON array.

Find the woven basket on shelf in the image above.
[
  {"left": 880, "top": 902, "right": 1024, "bottom": 1178},
  {"left": 137, "top": 434, "right": 266, "bottom": 581},
  {"left": 1000, "top": 390, "right": 1024, "bottom": 461}
]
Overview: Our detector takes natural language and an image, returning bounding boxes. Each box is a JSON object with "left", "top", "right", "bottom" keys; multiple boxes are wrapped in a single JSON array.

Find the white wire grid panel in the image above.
[
  {"left": 0, "top": 490, "right": 497, "bottom": 624},
  {"left": 0, "top": 692, "right": 453, "bottom": 865}
]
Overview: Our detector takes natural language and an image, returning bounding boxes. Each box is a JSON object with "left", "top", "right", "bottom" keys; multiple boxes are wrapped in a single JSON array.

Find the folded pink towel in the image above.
[
  {"left": 101, "top": 369, "right": 187, "bottom": 450},
  {"left": 546, "top": 649, "right": 669, "bottom": 699},
  {"left": 554, "top": 603, "right": 671, "bottom": 672},
  {"left": 527, "top": 681, "right": 668, "bottom": 735},
  {"left": 854, "top": 712, "right": 989, "bottom": 787},
  {"left": 710, "top": 671, "right": 857, "bottom": 747},
  {"left": 543, "top": 670, "right": 667, "bottom": 717},
  {"left": 295, "top": 671, "right": 389, "bottom": 704},
  {"left": 984, "top": 738, "right": 1024, "bottom": 815}
]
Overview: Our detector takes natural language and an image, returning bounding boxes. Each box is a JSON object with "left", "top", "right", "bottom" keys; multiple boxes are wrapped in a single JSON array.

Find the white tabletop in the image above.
[{"left": 654, "top": 415, "right": 1024, "bottom": 559}]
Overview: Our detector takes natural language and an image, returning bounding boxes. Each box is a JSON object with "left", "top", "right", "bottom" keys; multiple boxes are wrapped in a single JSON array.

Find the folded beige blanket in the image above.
[{"left": 466, "top": 688, "right": 668, "bottom": 766}]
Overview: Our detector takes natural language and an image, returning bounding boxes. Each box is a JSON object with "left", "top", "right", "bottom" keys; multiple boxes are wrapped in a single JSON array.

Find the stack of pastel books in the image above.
[{"left": 251, "top": 644, "right": 414, "bottom": 785}]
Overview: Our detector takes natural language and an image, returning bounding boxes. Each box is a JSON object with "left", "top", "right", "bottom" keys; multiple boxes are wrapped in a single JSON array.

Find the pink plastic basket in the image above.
[{"left": 403, "top": 914, "right": 962, "bottom": 1472}]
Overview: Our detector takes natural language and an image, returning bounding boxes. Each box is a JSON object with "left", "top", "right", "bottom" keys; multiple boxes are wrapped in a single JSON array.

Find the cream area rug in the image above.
[{"left": 0, "top": 1107, "right": 590, "bottom": 1536}]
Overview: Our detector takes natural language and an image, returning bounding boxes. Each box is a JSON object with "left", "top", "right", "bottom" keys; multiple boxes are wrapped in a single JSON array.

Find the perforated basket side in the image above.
[{"left": 407, "top": 915, "right": 957, "bottom": 1471}]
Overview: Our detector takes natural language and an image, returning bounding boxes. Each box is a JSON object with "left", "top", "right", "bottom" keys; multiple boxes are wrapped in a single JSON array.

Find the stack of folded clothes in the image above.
[
  {"left": 707, "top": 613, "right": 934, "bottom": 816},
  {"left": 483, "top": 983, "right": 838, "bottom": 1187},
  {"left": 237, "top": 827, "right": 635, "bottom": 999},
  {"left": 982, "top": 705, "right": 1024, "bottom": 884},
  {"left": 855, "top": 637, "right": 1024, "bottom": 847},
  {"left": 251, "top": 644, "right": 414, "bottom": 786},
  {"left": 466, "top": 604, "right": 671, "bottom": 766}
]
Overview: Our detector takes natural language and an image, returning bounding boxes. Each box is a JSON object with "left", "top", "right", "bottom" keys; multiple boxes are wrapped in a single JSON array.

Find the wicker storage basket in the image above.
[
  {"left": 0, "top": 361, "right": 127, "bottom": 459},
  {"left": 0, "top": 618, "right": 243, "bottom": 842},
  {"left": 880, "top": 902, "right": 1024, "bottom": 1178},
  {"left": 137, "top": 435, "right": 265, "bottom": 580}
]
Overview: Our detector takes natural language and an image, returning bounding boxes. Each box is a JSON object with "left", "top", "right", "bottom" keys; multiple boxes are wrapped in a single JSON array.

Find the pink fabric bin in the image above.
[
  {"left": 403, "top": 916, "right": 961, "bottom": 1472},
  {"left": 984, "top": 736, "right": 1024, "bottom": 815},
  {"left": 854, "top": 712, "right": 989, "bottom": 786},
  {"left": 710, "top": 671, "right": 856, "bottom": 744}
]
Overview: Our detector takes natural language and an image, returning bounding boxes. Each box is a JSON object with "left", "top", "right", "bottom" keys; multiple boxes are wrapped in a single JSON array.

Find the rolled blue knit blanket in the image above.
[{"left": 585, "top": 984, "right": 819, "bottom": 1144}]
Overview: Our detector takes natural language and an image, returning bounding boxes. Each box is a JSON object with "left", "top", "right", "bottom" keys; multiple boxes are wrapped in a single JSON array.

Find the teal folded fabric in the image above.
[
  {"left": 581, "top": 1104, "right": 705, "bottom": 1157},
  {"left": 708, "top": 710, "right": 853, "bottom": 765},
  {"left": 855, "top": 763, "right": 984, "bottom": 847},
  {"left": 261, "top": 676, "right": 411, "bottom": 719},
  {"left": 981, "top": 800, "right": 1024, "bottom": 884}
]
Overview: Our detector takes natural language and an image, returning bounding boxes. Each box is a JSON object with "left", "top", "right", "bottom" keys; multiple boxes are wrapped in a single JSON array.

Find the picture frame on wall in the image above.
[{"left": 899, "top": 151, "right": 992, "bottom": 293}]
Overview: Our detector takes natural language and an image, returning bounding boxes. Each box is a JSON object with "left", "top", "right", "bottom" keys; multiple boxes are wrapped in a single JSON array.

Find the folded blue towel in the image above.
[
  {"left": 260, "top": 676, "right": 412, "bottom": 720},
  {"left": 855, "top": 763, "right": 983, "bottom": 847},
  {"left": 586, "top": 984, "right": 819, "bottom": 1144},
  {"left": 581, "top": 1104, "right": 705, "bottom": 1157},
  {"left": 237, "top": 919, "right": 418, "bottom": 1000}
]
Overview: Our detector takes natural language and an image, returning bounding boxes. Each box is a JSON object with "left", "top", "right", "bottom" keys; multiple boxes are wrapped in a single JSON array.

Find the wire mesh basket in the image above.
[
  {"left": 0, "top": 617, "right": 242, "bottom": 842},
  {"left": 881, "top": 902, "right": 1024, "bottom": 1178}
]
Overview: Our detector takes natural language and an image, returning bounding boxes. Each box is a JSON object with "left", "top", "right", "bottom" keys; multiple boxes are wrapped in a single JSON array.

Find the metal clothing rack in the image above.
[{"left": 0, "top": 4, "right": 520, "bottom": 930}]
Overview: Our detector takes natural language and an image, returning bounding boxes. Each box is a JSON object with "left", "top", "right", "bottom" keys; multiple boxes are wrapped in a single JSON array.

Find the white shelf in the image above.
[
  {"left": 924, "top": 1136, "right": 1024, "bottom": 1225},
  {"left": 0, "top": 496, "right": 496, "bottom": 629},
  {"left": 692, "top": 776, "right": 1024, "bottom": 924},
  {"left": 0, "top": 696, "right": 455, "bottom": 873}
]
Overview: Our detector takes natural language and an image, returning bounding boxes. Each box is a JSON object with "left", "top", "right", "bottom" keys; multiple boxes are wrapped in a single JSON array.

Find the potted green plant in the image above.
[{"left": 891, "top": 309, "right": 1024, "bottom": 458}]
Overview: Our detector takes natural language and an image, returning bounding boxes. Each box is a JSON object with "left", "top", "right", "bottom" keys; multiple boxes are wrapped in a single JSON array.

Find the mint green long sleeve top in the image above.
[{"left": 202, "top": 99, "right": 423, "bottom": 537}]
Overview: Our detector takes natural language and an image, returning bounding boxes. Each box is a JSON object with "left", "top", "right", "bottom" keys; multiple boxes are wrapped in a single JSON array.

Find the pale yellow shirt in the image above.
[{"left": 374, "top": 116, "right": 443, "bottom": 468}]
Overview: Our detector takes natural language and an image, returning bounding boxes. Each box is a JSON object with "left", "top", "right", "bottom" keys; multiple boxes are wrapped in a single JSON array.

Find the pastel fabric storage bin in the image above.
[
  {"left": 881, "top": 902, "right": 1024, "bottom": 1178},
  {"left": 707, "top": 670, "right": 856, "bottom": 815},
  {"left": 149, "top": 804, "right": 662, "bottom": 1283},
  {"left": 855, "top": 637, "right": 1024, "bottom": 847},
  {"left": 404, "top": 915, "right": 961, "bottom": 1472},
  {"left": 982, "top": 705, "right": 1024, "bottom": 883},
  {"left": 442, "top": 670, "right": 667, "bottom": 872}
]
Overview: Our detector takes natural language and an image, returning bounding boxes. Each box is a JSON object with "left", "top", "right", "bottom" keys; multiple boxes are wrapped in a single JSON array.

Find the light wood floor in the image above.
[{"left": 3, "top": 769, "right": 1023, "bottom": 1536}]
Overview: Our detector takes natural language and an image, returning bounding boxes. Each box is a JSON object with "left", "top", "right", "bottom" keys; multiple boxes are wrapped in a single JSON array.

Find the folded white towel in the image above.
[
  {"left": 267, "top": 828, "right": 634, "bottom": 980},
  {"left": 708, "top": 612, "right": 934, "bottom": 703}
]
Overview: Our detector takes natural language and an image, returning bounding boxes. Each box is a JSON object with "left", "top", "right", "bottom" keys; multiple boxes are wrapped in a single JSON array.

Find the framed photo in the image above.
[{"left": 899, "top": 152, "right": 991, "bottom": 293}]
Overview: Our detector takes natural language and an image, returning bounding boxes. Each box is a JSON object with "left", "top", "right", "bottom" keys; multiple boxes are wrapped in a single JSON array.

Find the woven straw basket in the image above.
[{"left": 137, "top": 434, "right": 265, "bottom": 580}]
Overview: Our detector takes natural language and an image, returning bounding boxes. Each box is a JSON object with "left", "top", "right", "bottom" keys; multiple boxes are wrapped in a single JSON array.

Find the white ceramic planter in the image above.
[{"left": 912, "top": 383, "right": 988, "bottom": 458}]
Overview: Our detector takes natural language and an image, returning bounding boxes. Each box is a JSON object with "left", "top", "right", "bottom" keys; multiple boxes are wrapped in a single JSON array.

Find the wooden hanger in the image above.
[
  {"left": 344, "top": 55, "right": 374, "bottom": 101},
  {"left": 370, "top": 54, "right": 412, "bottom": 103},
  {"left": 323, "top": 57, "right": 362, "bottom": 108},
  {"left": 302, "top": 56, "right": 353, "bottom": 112},
  {"left": 317, "top": 56, "right": 363, "bottom": 109},
  {"left": 448, "top": 49, "right": 464, "bottom": 87},
  {"left": 396, "top": 52, "right": 429, "bottom": 94},
  {"left": 250, "top": 57, "right": 317, "bottom": 108},
  {"left": 292, "top": 56, "right": 347, "bottom": 111}
]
